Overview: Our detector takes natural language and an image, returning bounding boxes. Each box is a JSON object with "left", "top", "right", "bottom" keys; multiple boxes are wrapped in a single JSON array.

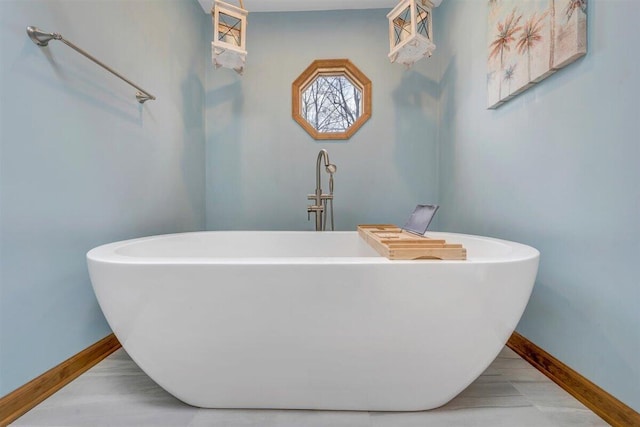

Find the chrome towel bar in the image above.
[{"left": 26, "top": 26, "right": 156, "bottom": 104}]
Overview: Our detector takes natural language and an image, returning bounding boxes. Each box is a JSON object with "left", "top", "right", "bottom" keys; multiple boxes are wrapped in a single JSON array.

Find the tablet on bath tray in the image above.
[{"left": 402, "top": 204, "right": 439, "bottom": 236}]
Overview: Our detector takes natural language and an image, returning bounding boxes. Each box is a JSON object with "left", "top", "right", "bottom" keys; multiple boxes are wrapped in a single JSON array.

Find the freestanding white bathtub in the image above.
[{"left": 87, "top": 231, "right": 539, "bottom": 411}]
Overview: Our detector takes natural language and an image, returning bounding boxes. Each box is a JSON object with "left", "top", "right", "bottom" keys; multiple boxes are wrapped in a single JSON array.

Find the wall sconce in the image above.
[
  {"left": 388, "top": 0, "right": 440, "bottom": 67},
  {"left": 211, "top": 0, "right": 247, "bottom": 74}
]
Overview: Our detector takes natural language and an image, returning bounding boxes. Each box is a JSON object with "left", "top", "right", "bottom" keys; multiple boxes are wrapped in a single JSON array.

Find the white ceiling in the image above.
[{"left": 198, "top": 0, "right": 442, "bottom": 13}]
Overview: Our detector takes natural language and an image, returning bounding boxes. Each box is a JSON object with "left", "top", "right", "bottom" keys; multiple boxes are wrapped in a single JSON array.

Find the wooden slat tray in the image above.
[{"left": 358, "top": 224, "right": 467, "bottom": 260}]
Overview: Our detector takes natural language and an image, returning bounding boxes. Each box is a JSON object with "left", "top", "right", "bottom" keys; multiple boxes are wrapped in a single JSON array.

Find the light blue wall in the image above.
[
  {"left": 436, "top": 0, "right": 640, "bottom": 411},
  {"left": 0, "top": 0, "right": 207, "bottom": 396},
  {"left": 2, "top": 0, "right": 636, "bottom": 414},
  {"left": 205, "top": 10, "right": 440, "bottom": 231}
]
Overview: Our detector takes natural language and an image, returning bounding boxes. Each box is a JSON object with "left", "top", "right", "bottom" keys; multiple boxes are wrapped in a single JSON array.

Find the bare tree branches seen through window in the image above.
[
  {"left": 292, "top": 59, "right": 371, "bottom": 140},
  {"left": 301, "top": 76, "right": 362, "bottom": 133}
]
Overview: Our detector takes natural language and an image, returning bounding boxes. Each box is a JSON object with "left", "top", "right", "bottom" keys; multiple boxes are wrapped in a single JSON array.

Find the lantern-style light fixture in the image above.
[
  {"left": 211, "top": 0, "right": 247, "bottom": 74},
  {"left": 387, "top": 0, "right": 439, "bottom": 67}
]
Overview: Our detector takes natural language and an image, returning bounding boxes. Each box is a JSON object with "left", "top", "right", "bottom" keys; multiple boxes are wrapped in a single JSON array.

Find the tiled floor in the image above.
[{"left": 11, "top": 347, "right": 609, "bottom": 426}]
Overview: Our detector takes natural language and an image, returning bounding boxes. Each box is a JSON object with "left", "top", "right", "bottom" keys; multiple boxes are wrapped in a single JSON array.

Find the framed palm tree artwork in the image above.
[{"left": 487, "top": 0, "right": 587, "bottom": 109}]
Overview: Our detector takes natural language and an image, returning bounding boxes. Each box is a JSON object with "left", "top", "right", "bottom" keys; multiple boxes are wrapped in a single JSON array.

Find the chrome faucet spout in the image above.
[{"left": 316, "top": 149, "right": 329, "bottom": 197}]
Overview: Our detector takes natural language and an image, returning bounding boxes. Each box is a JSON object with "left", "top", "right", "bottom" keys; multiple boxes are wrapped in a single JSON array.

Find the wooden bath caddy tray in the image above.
[{"left": 358, "top": 224, "right": 467, "bottom": 260}]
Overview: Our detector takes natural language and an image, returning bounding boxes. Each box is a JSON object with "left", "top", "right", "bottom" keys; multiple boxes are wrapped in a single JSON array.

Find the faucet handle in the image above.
[{"left": 307, "top": 205, "right": 323, "bottom": 221}]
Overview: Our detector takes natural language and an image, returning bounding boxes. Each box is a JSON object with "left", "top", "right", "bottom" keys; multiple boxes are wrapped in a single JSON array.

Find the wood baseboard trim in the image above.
[
  {"left": 2, "top": 332, "right": 637, "bottom": 426},
  {"left": 0, "top": 333, "right": 121, "bottom": 427},
  {"left": 507, "top": 331, "right": 639, "bottom": 427}
]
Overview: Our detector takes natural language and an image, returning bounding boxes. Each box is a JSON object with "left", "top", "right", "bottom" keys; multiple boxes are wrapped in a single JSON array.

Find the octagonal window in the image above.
[{"left": 292, "top": 59, "right": 371, "bottom": 140}]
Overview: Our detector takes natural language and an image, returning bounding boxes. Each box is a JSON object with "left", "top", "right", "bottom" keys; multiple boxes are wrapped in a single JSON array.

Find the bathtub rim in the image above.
[{"left": 87, "top": 230, "right": 539, "bottom": 266}]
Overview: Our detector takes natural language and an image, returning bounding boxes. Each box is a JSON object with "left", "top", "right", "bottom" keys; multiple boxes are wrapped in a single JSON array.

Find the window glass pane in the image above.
[
  {"left": 301, "top": 75, "right": 363, "bottom": 133},
  {"left": 416, "top": 5, "right": 431, "bottom": 40},
  {"left": 218, "top": 12, "right": 242, "bottom": 46},
  {"left": 392, "top": 6, "right": 412, "bottom": 47}
]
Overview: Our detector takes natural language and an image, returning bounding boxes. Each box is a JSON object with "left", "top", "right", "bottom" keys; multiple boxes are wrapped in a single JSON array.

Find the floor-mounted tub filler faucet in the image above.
[{"left": 308, "top": 149, "right": 337, "bottom": 231}]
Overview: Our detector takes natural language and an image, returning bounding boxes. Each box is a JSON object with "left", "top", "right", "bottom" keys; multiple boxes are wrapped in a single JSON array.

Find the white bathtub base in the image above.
[{"left": 88, "top": 231, "right": 539, "bottom": 411}]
